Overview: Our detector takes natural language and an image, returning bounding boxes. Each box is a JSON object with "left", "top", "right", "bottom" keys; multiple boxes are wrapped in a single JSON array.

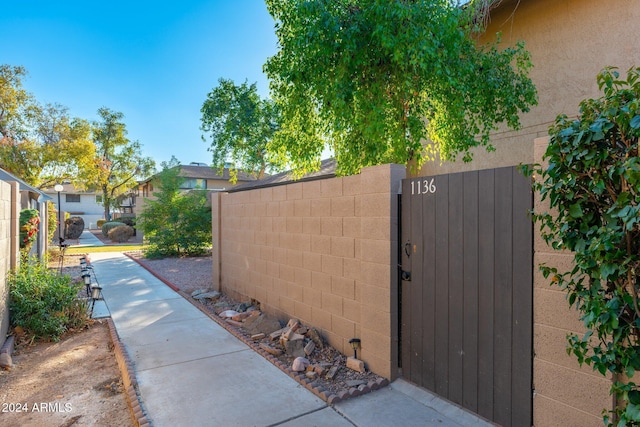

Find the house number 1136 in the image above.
[{"left": 411, "top": 178, "right": 436, "bottom": 195}]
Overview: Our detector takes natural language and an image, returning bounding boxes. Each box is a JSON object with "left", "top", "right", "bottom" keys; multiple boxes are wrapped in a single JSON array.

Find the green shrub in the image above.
[
  {"left": 47, "top": 201, "right": 58, "bottom": 244},
  {"left": 96, "top": 219, "right": 107, "bottom": 228},
  {"left": 119, "top": 217, "right": 135, "bottom": 227},
  {"left": 108, "top": 225, "right": 134, "bottom": 243},
  {"left": 65, "top": 216, "right": 85, "bottom": 239},
  {"left": 8, "top": 258, "right": 88, "bottom": 341},
  {"left": 101, "top": 221, "right": 126, "bottom": 236}
]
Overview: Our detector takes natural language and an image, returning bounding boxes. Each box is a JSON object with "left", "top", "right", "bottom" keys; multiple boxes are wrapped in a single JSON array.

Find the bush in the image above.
[
  {"left": 65, "top": 216, "right": 85, "bottom": 239},
  {"left": 96, "top": 219, "right": 107, "bottom": 228},
  {"left": 119, "top": 217, "right": 135, "bottom": 227},
  {"left": 108, "top": 225, "right": 134, "bottom": 243},
  {"left": 525, "top": 67, "right": 640, "bottom": 424},
  {"left": 101, "top": 221, "right": 126, "bottom": 236},
  {"left": 9, "top": 258, "right": 88, "bottom": 341}
]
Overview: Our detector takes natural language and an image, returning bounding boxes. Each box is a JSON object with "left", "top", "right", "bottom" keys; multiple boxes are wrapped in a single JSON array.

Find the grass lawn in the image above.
[{"left": 65, "top": 244, "right": 144, "bottom": 255}]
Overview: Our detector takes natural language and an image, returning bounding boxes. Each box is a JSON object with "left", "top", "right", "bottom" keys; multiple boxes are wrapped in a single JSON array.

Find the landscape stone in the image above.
[
  {"left": 259, "top": 343, "right": 282, "bottom": 356},
  {"left": 236, "top": 302, "right": 251, "bottom": 312},
  {"left": 192, "top": 290, "right": 221, "bottom": 301},
  {"left": 284, "top": 338, "right": 305, "bottom": 358},
  {"left": 306, "top": 328, "right": 324, "bottom": 349},
  {"left": 292, "top": 357, "right": 310, "bottom": 372},
  {"left": 243, "top": 314, "right": 282, "bottom": 336},
  {"left": 304, "top": 340, "right": 315, "bottom": 356},
  {"left": 345, "top": 379, "right": 366, "bottom": 387},
  {"left": 325, "top": 365, "right": 340, "bottom": 380},
  {"left": 346, "top": 356, "right": 365, "bottom": 373}
]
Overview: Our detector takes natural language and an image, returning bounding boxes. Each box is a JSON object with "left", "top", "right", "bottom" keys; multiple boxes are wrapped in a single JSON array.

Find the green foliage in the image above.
[
  {"left": 46, "top": 201, "right": 57, "bottom": 243},
  {"left": 19, "top": 208, "right": 39, "bottom": 256},
  {"left": 264, "top": 0, "right": 537, "bottom": 176},
  {"left": 101, "top": 221, "right": 126, "bottom": 236},
  {"left": 0, "top": 65, "right": 98, "bottom": 189},
  {"left": 64, "top": 216, "right": 84, "bottom": 239},
  {"left": 92, "top": 107, "right": 155, "bottom": 220},
  {"left": 138, "top": 157, "right": 212, "bottom": 258},
  {"left": 524, "top": 67, "right": 640, "bottom": 425},
  {"left": 107, "top": 225, "right": 134, "bottom": 243},
  {"left": 8, "top": 258, "right": 88, "bottom": 341},
  {"left": 96, "top": 219, "right": 106, "bottom": 228},
  {"left": 200, "top": 78, "right": 282, "bottom": 181}
]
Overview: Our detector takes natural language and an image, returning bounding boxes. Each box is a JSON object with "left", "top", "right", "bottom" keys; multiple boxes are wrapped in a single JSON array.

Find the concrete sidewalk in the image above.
[{"left": 88, "top": 251, "right": 493, "bottom": 427}]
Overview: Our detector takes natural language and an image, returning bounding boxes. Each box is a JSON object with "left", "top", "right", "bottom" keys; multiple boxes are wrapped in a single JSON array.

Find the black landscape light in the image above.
[
  {"left": 89, "top": 286, "right": 103, "bottom": 317},
  {"left": 349, "top": 338, "right": 361, "bottom": 359},
  {"left": 81, "top": 270, "right": 92, "bottom": 296}
]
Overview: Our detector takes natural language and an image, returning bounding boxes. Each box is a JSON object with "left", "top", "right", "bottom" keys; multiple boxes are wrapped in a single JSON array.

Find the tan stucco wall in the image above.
[
  {"left": 0, "top": 181, "right": 21, "bottom": 350},
  {"left": 533, "top": 137, "right": 611, "bottom": 426},
  {"left": 212, "top": 164, "right": 404, "bottom": 379},
  {"left": 420, "top": 0, "right": 640, "bottom": 177}
]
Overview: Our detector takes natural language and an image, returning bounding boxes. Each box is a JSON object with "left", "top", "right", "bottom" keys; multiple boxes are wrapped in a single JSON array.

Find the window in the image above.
[
  {"left": 180, "top": 179, "right": 206, "bottom": 189},
  {"left": 66, "top": 194, "right": 81, "bottom": 203}
]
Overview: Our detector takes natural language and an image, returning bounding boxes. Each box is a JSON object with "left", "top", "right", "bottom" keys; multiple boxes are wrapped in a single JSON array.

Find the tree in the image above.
[
  {"left": 91, "top": 107, "right": 154, "bottom": 220},
  {"left": 0, "top": 65, "right": 97, "bottom": 188},
  {"left": 200, "top": 78, "right": 281, "bottom": 181},
  {"left": 137, "top": 157, "right": 212, "bottom": 258},
  {"left": 525, "top": 67, "right": 640, "bottom": 425},
  {"left": 263, "top": 0, "right": 537, "bottom": 176}
]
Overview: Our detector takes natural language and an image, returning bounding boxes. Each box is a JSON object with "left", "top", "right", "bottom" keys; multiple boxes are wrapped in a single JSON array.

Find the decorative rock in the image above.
[
  {"left": 305, "top": 371, "right": 317, "bottom": 380},
  {"left": 237, "top": 302, "right": 251, "bottom": 312},
  {"left": 325, "top": 364, "right": 340, "bottom": 380},
  {"left": 219, "top": 309, "right": 240, "bottom": 318},
  {"left": 345, "top": 379, "right": 366, "bottom": 388},
  {"left": 231, "top": 312, "right": 252, "bottom": 322},
  {"left": 284, "top": 337, "right": 305, "bottom": 358},
  {"left": 313, "top": 364, "right": 327, "bottom": 377},
  {"left": 251, "top": 333, "right": 266, "bottom": 341},
  {"left": 346, "top": 356, "right": 365, "bottom": 373},
  {"left": 244, "top": 315, "right": 282, "bottom": 336},
  {"left": 192, "top": 290, "right": 221, "bottom": 301},
  {"left": 191, "top": 289, "right": 205, "bottom": 297},
  {"left": 292, "top": 357, "right": 310, "bottom": 372},
  {"left": 306, "top": 328, "right": 324, "bottom": 349},
  {"left": 269, "top": 327, "right": 288, "bottom": 340},
  {"left": 259, "top": 343, "right": 282, "bottom": 356},
  {"left": 304, "top": 340, "right": 315, "bottom": 356}
]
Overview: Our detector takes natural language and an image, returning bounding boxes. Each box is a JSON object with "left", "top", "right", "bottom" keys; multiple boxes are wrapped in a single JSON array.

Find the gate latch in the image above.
[{"left": 398, "top": 264, "right": 411, "bottom": 281}]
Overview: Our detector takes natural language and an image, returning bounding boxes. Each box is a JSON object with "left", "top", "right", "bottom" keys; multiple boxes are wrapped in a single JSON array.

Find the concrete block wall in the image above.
[
  {"left": 212, "top": 164, "right": 404, "bottom": 379},
  {"left": 0, "top": 181, "right": 20, "bottom": 351},
  {"left": 532, "top": 137, "right": 612, "bottom": 426}
]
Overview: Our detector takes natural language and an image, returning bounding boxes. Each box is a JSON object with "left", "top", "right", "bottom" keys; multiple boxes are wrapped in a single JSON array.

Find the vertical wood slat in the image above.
[
  {"left": 511, "top": 168, "right": 534, "bottom": 426},
  {"left": 400, "top": 166, "right": 532, "bottom": 427},
  {"left": 493, "top": 167, "right": 514, "bottom": 426},
  {"left": 477, "top": 168, "right": 496, "bottom": 420},
  {"left": 462, "top": 172, "right": 479, "bottom": 412},
  {"left": 448, "top": 173, "right": 464, "bottom": 405},
  {"left": 434, "top": 176, "right": 449, "bottom": 397},
  {"left": 422, "top": 180, "right": 436, "bottom": 391}
]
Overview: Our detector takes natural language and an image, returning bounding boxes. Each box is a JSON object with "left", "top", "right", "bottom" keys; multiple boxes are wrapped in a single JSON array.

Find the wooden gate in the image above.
[{"left": 399, "top": 166, "right": 533, "bottom": 426}]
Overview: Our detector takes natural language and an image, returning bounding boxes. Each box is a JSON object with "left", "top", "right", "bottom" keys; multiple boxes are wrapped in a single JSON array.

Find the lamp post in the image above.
[{"left": 54, "top": 184, "right": 64, "bottom": 244}]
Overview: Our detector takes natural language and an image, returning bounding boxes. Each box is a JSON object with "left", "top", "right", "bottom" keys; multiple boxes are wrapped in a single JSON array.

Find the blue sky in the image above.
[{"left": 1, "top": 0, "right": 278, "bottom": 168}]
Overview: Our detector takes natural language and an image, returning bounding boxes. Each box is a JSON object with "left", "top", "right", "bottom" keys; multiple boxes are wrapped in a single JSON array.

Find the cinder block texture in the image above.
[{"left": 215, "top": 164, "right": 404, "bottom": 379}]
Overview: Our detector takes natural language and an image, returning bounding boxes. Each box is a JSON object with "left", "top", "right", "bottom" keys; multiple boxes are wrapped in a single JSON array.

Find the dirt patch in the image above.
[{"left": 0, "top": 321, "right": 131, "bottom": 427}]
